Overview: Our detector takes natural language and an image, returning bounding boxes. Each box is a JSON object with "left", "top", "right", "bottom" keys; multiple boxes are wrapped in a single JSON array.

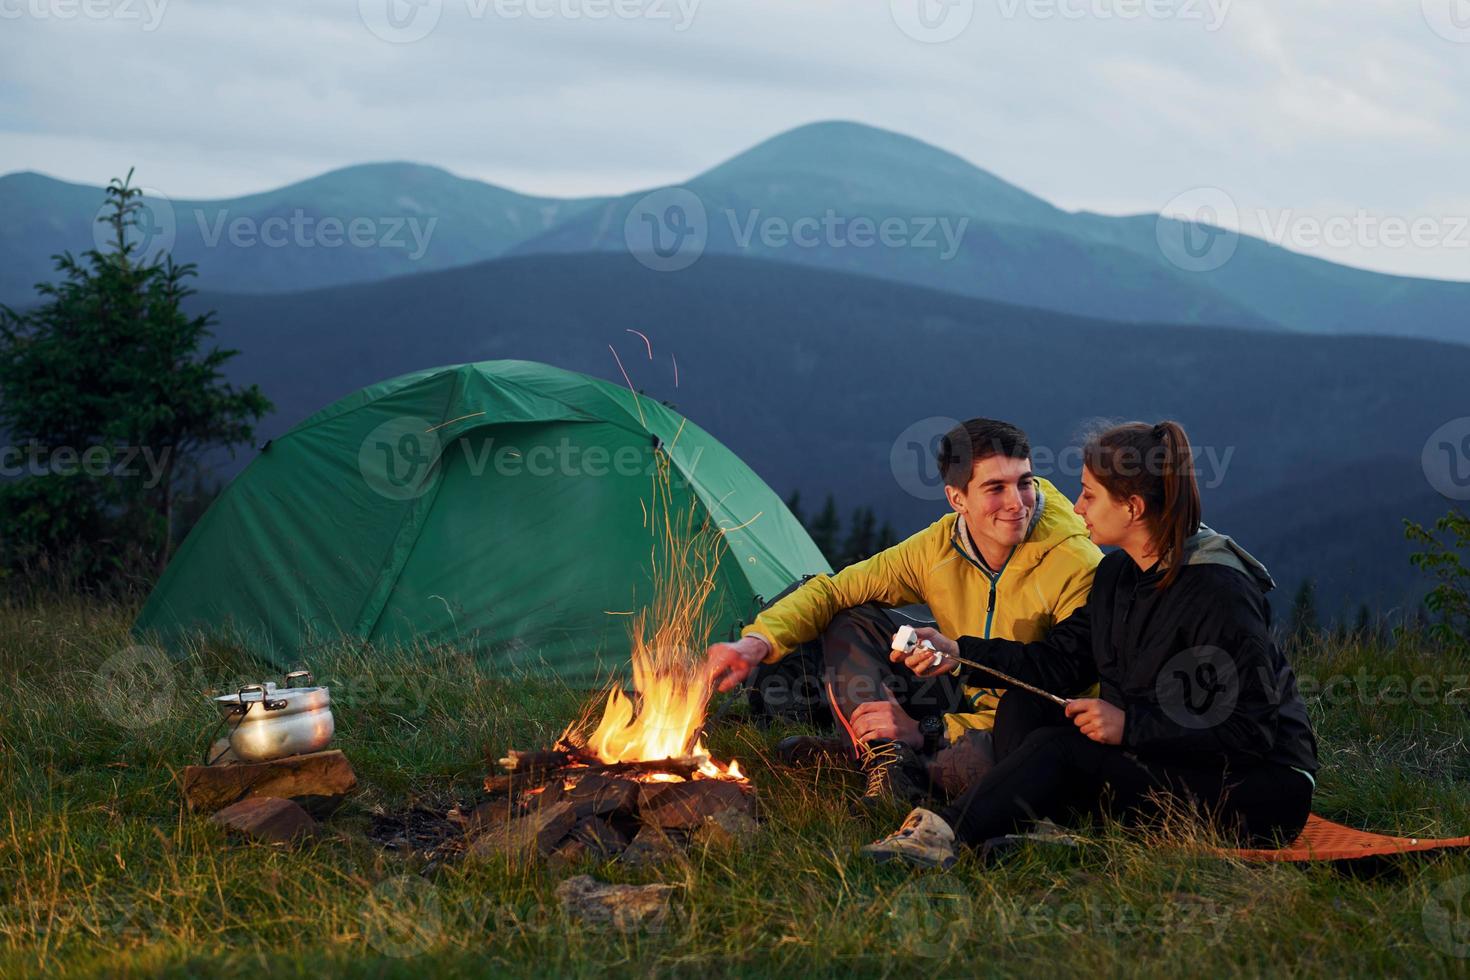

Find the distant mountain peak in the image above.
[{"left": 692, "top": 119, "right": 1062, "bottom": 228}]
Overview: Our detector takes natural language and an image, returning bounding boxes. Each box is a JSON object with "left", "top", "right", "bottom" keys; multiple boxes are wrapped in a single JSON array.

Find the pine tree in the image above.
[
  {"left": 840, "top": 506, "right": 877, "bottom": 566},
  {"left": 809, "top": 494, "right": 841, "bottom": 565},
  {"left": 875, "top": 520, "right": 899, "bottom": 553},
  {"left": 785, "top": 489, "right": 805, "bottom": 529},
  {"left": 0, "top": 170, "right": 271, "bottom": 583},
  {"left": 1289, "top": 579, "right": 1319, "bottom": 644},
  {"left": 1353, "top": 603, "right": 1372, "bottom": 640}
]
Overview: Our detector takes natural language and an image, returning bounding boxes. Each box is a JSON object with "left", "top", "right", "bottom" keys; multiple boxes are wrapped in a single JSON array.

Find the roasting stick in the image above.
[{"left": 891, "top": 625, "right": 1071, "bottom": 708}]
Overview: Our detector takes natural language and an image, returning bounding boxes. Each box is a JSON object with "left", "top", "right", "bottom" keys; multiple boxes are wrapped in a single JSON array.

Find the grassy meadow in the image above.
[{"left": 3, "top": 595, "right": 1470, "bottom": 977}]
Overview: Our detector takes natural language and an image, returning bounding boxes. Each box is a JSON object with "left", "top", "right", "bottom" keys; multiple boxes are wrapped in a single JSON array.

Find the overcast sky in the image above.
[{"left": 3, "top": 0, "right": 1468, "bottom": 280}]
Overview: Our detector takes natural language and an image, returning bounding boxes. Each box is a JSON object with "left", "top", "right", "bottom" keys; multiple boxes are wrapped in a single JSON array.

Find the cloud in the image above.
[{"left": 0, "top": 0, "right": 1466, "bottom": 279}]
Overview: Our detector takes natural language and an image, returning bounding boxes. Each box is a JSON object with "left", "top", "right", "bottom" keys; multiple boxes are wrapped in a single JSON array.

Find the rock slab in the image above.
[
  {"left": 556, "top": 874, "right": 678, "bottom": 930},
  {"left": 182, "top": 749, "right": 357, "bottom": 817},
  {"left": 211, "top": 796, "right": 319, "bottom": 844}
]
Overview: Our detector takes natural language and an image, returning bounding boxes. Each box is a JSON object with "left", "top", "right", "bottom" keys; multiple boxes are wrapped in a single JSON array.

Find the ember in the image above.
[
  {"left": 474, "top": 743, "right": 756, "bottom": 863},
  {"left": 569, "top": 447, "right": 746, "bottom": 782},
  {"left": 473, "top": 450, "right": 755, "bottom": 862}
]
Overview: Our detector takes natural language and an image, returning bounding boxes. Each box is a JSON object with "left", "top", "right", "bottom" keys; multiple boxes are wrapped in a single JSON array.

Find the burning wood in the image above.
[{"left": 473, "top": 452, "right": 754, "bottom": 862}]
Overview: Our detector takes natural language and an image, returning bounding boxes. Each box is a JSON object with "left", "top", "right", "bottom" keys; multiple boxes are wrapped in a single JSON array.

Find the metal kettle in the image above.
[{"left": 211, "top": 669, "right": 334, "bottom": 763}]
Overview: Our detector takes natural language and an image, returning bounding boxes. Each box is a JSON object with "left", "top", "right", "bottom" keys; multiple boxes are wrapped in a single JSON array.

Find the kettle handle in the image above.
[
  {"left": 283, "top": 669, "right": 314, "bottom": 689},
  {"left": 238, "top": 683, "right": 288, "bottom": 712}
]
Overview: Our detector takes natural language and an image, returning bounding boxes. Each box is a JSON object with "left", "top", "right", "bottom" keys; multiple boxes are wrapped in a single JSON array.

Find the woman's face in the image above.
[{"left": 1074, "top": 466, "right": 1133, "bottom": 547}]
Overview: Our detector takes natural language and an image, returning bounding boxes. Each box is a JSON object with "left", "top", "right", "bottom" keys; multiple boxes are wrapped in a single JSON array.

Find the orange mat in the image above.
[{"left": 1224, "top": 814, "right": 1470, "bottom": 862}]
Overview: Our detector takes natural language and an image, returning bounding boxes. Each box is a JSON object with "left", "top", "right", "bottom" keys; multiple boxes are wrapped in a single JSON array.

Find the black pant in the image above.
[
  {"left": 937, "top": 691, "right": 1313, "bottom": 848},
  {"left": 822, "top": 604, "right": 965, "bottom": 747}
]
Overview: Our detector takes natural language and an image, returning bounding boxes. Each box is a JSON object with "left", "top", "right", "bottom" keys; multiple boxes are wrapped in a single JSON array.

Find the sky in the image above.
[{"left": 2, "top": 0, "right": 1468, "bottom": 281}]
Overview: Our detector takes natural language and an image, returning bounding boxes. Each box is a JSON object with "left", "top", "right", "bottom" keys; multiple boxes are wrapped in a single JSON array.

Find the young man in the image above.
[{"left": 705, "top": 418, "right": 1102, "bottom": 804}]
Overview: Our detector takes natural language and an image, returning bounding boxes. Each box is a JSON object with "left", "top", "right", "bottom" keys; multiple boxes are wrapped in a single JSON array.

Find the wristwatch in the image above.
[{"left": 918, "top": 714, "right": 945, "bottom": 755}]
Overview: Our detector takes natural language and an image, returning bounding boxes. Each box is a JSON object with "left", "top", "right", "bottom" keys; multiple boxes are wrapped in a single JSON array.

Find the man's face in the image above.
[{"left": 944, "top": 454, "right": 1037, "bottom": 552}]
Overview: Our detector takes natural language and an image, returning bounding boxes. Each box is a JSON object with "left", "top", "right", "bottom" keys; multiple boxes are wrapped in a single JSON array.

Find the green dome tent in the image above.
[{"left": 134, "top": 360, "right": 829, "bottom": 683}]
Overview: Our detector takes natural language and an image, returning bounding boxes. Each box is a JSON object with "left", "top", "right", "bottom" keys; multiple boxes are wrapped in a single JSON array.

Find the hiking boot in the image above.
[
  {"left": 856, "top": 739, "right": 929, "bottom": 809},
  {"left": 775, "top": 735, "right": 852, "bottom": 767},
  {"left": 862, "top": 808, "right": 959, "bottom": 869}
]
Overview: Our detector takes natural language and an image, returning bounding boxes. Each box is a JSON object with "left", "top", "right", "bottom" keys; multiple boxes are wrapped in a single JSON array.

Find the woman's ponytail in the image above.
[{"left": 1084, "top": 419, "right": 1202, "bottom": 589}]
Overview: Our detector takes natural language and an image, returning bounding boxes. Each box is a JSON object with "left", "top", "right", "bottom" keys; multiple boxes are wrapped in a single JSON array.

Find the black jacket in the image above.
[{"left": 956, "top": 544, "right": 1319, "bottom": 775}]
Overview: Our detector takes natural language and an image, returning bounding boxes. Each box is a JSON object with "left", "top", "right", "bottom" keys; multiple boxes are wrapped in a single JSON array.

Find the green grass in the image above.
[{"left": 4, "top": 597, "right": 1470, "bottom": 977}]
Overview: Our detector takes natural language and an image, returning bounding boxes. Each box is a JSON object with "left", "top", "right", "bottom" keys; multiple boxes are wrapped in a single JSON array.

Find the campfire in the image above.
[{"left": 475, "top": 453, "right": 755, "bottom": 864}]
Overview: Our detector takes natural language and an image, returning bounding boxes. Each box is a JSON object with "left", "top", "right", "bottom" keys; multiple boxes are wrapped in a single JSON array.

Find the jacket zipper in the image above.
[
  {"left": 984, "top": 581, "right": 998, "bottom": 639},
  {"left": 949, "top": 524, "right": 1013, "bottom": 640}
]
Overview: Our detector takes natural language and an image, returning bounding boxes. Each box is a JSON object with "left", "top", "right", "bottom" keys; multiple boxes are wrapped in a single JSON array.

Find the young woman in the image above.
[{"left": 863, "top": 420, "right": 1318, "bottom": 868}]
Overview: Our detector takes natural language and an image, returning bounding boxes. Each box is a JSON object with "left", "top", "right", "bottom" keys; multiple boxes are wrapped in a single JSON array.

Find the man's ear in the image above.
[{"left": 943, "top": 483, "right": 966, "bottom": 513}]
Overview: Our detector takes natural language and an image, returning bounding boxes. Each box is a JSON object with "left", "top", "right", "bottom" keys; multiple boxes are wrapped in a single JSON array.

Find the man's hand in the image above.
[
  {"left": 849, "top": 687, "right": 923, "bottom": 749},
  {"left": 705, "top": 635, "right": 770, "bottom": 693},
  {"left": 890, "top": 626, "right": 960, "bottom": 677},
  {"left": 1063, "top": 698, "right": 1125, "bottom": 745}
]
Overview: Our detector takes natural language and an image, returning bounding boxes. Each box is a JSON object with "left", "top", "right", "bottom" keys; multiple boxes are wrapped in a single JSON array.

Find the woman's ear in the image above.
[{"left": 1126, "top": 494, "right": 1148, "bottom": 525}]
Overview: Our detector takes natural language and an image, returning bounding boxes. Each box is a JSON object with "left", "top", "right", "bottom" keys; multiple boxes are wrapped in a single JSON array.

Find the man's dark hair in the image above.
[{"left": 937, "top": 418, "right": 1031, "bottom": 490}]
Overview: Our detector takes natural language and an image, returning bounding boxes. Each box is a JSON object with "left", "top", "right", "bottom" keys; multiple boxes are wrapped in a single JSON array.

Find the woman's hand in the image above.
[
  {"left": 891, "top": 626, "right": 960, "bottom": 677},
  {"left": 1064, "top": 698, "right": 1125, "bottom": 745}
]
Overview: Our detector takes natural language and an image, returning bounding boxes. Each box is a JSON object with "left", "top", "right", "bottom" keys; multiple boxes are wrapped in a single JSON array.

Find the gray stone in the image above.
[
  {"left": 466, "top": 800, "right": 577, "bottom": 860},
  {"left": 556, "top": 874, "right": 678, "bottom": 931},
  {"left": 619, "top": 825, "right": 686, "bottom": 867},
  {"left": 691, "top": 805, "right": 760, "bottom": 849},
  {"left": 210, "top": 796, "right": 319, "bottom": 845},
  {"left": 637, "top": 780, "right": 754, "bottom": 830}
]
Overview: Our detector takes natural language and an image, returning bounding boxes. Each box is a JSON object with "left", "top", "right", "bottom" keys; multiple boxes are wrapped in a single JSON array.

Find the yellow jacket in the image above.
[{"left": 742, "top": 478, "right": 1101, "bottom": 738}]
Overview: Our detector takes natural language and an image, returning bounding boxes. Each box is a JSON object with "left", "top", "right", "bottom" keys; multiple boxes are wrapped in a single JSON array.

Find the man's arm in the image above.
[
  {"left": 707, "top": 532, "right": 929, "bottom": 692},
  {"left": 743, "top": 536, "right": 927, "bottom": 661}
]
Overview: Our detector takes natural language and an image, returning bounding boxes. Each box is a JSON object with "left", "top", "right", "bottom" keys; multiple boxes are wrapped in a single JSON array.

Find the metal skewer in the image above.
[
  {"left": 931, "top": 647, "right": 1071, "bottom": 707},
  {"left": 892, "top": 625, "right": 1071, "bottom": 707}
]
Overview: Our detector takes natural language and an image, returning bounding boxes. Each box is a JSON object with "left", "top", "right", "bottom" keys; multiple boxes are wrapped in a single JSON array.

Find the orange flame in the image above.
[{"left": 576, "top": 448, "right": 745, "bottom": 781}]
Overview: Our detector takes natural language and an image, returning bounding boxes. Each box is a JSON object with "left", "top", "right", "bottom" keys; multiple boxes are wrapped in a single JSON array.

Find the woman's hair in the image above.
[{"left": 1083, "top": 420, "right": 1201, "bottom": 589}]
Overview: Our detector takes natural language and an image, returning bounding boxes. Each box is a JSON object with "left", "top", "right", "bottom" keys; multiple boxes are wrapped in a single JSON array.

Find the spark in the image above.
[
  {"left": 626, "top": 328, "right": 653, "bottom": 359},
  {"left": 608, "top": 344, "right": 646, "bottom": 428},
  {"left": 426, "top": 411, "right": 486, "bottom": 432}
]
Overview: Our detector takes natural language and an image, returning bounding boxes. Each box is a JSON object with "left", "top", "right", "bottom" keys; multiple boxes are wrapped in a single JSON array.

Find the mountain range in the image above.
[
  {"left": 187, "top": 251, "right": 1462, "bottom": 622},
  {"left": 6, "top": 121, "right": 1469, "bottom": 346},
  {"left": 5, "top": 120, "right": 1462, "bottom": 619}
]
